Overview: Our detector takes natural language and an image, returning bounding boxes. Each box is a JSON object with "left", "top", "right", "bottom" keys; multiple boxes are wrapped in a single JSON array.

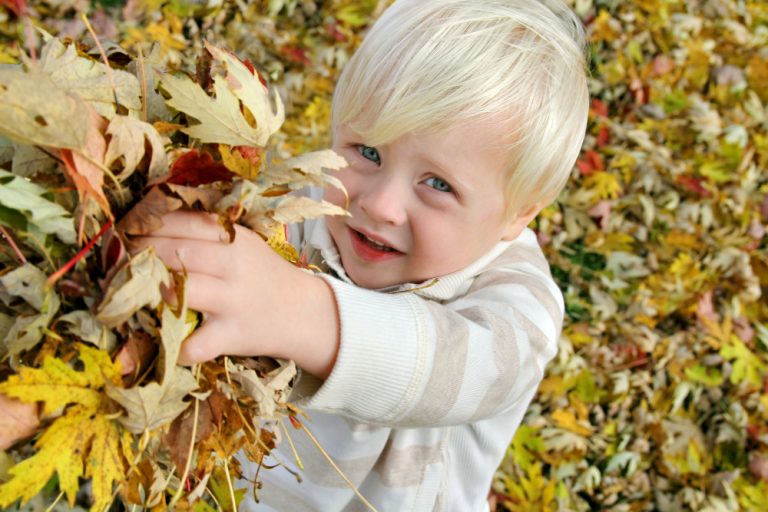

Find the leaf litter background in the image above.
[{"left": 0, "top": 0, "right": 766, "bottom": 510}]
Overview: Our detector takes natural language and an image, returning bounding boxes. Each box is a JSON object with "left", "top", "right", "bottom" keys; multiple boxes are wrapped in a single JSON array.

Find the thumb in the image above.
[{"left": 177, "top": 320, "right": 227, "bottom": 365}]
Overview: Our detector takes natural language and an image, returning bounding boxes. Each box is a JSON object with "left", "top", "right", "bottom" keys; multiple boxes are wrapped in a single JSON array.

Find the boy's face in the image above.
[{"left": 325, "top": 118, "right": 537, "bottom": 289}]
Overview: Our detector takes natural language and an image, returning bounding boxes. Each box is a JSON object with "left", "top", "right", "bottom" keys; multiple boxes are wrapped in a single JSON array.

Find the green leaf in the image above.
[
  {"left": 684, "top": 363, "right": 724, "bottom": 386},
  {"left": 0, "top": 169, "right": 76, "bottom": 244}
]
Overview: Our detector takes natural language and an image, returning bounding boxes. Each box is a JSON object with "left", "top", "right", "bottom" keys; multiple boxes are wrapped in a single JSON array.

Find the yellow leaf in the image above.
[
  {"left": 87, "top": 415, "right": 133, "bottom": 512},
  {"left": 0, "top": 344, "right": 120, "bottom": 416},
  {"left": 584, "top": 171, "right": 622, "bottom": 199},
  {"left": 0, "top": 345, "right": 127, "bottom": 509},
  {"left": 267, "top": 226, "right": 299, "bottom": 263},
  {"left": 551, "top": 409, "right": 593, "bottom": 436},
  {"left": 220, "top": 145, "right": 260, "bottom": 180},
  {"left": 0, "top": 406, "right": 92, "bottom": 507}
]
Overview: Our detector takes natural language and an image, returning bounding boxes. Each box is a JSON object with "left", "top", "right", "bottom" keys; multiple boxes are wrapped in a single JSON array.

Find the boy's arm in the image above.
[
  {"left": 296, "top": 251, "right": 562, "bottom": 427},
  {"left": 139, "top": 212, "right": 561, "bottom": 427}
]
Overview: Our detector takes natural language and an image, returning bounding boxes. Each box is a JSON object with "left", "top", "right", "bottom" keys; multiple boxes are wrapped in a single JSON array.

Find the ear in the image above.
[{"left": 501, "top": 203, "right": 544, "bottom": 241}]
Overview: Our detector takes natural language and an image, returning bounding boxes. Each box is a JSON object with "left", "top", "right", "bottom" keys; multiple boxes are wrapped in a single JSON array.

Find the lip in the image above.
[{"left": 347, "top": 227, "right": 404, "bottom": 262}]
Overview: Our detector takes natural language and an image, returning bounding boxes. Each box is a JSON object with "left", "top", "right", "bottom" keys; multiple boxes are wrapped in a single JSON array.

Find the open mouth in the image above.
[
  {"left": 348, "top": 228, "right": 403, "bottom": 262},
  {"left": 354, "top": 230, "right": 396, "bottom": 252}
]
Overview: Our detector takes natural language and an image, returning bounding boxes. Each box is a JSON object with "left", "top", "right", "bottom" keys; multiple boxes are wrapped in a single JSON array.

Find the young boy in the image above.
[
  {"left": 140, "top": 1, "right": 589, "bottom": 509},
  {"left": 2, "top": 0, "right": 588, "bottom": 509}
]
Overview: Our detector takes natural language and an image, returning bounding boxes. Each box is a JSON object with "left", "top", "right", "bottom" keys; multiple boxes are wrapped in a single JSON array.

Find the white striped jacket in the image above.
[{"left": 239, "top": 211, "right": 562, "bottom": 511}]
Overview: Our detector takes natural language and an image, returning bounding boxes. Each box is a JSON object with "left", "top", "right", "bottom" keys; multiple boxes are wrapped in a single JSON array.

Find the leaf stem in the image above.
[
  {"left": 81, "top": 14, "right": 121, "bottom": 111},
  {"left": 298, "top": 420, "right": 378, "bottom": 512},
  {"left": 0, "top": 225, "right": 27, "bottom": 263},
  {"left": 279, "top": 418, "right": 304, "bottom": 470},
  {"left": 46, "top": 219, "right": 113, "bottom": 287},
  {"left": 223, "top": 457, "right": 237, "bottom": 512},
  {"left": 43, "top": 491, "right": 64, "bottom": 512}
]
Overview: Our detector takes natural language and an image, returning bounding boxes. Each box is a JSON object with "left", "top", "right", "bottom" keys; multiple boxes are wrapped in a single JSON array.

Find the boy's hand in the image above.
[{"left": 132, "top": 211, "right": 340, "bottom": 379}]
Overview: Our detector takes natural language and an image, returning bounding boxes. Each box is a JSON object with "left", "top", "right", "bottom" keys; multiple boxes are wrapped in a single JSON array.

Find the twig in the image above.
[
  {"left": 46, "top": 219, "right": 113, "bottom": 287},
  {"left": 81, "top": 14, "right": 121, "bottom": 111},
  {"left": 0, "top": 225, "right": 27, "bottom": 263}
]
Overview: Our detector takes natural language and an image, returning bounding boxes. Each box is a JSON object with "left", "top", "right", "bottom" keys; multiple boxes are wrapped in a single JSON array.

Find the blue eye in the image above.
[
  {"left": 357, "top": 145, "right": 381, "bottom": 165},
  {"left": 424, "top": 177, "right": 452, "bottom": 193}
]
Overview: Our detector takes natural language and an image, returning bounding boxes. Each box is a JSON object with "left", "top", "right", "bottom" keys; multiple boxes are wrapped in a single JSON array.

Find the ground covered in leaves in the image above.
[{"left": 0, "top": 0, "right": 766, "bottom": 510}]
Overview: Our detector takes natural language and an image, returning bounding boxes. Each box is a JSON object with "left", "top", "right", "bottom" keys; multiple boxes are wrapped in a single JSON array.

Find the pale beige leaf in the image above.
[
  {"left": 161, "top": 73, "right": 263, "bottom": 147},
  {"left": 106, "top": 367, "right": 198, "bottom": 433},
  {"left": 11, "top": 143, "right": 57, "bottom": 177},
  {"left": 259, "top": 149, "right": 347, "bottom": 191},
  {"left": 105, "top": 115, "right": 169, "bottom": 179},
  {"left": 226, "top": 359, "right": 296, "bottom": 419},
  {"left": 206, "top": 42, "right": 285, "bottom": 144},
  {"left": 0, "top": 70, "right": 93, "bottom": 151},
  {"left": 0, "top": 264, "right": 48, "bottom": 310},
  {"left": 270, "top": 195, "right": 349, "bottom": 224},
  {"left": 59, "top": 311, "right": 117, "bottom": 352},
  {"left": 96, "top": 247, "right": 171, "bottom": 328},
  {"left": 39, "top": 36, "right": 141, "bottom": 118}
]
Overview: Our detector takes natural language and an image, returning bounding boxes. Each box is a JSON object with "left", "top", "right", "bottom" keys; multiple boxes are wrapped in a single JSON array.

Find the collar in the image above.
[{"left": 305, "top": 217, "right": 518, "bottom": 302}]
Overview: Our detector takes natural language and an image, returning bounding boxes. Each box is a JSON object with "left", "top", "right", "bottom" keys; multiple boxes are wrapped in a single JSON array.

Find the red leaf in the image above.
[
  {"left": 166, "top": 150, "right": 235, "bottom": 186},
  {"left": 676, "top": 175, "right": 713, "bottom": 198},
  {"left": 0, "top": 0, "right": 26, "bottom": 17},
  {"left": 576, "top": 150, "right": 605, "bottom": 176},
  {"left": 596, "top": 125, "right": 611, "bottom": 148},
  {"left": 325, "top": 22, "right": 348, "bottom": 42},
  {"left": 280, "top": 45, "right": 312, "bottom": 67},
  {"left": 591, "top": 99, "right": 609, "bottom": 118}
]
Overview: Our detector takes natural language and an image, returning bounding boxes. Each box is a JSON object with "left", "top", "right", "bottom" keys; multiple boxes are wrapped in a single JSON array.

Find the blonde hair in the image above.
[{"left": 331, "top": 0, "right": 589, "bottom": 218}]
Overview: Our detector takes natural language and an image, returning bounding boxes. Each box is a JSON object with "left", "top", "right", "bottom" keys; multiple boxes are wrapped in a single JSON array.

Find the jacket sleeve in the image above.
[{"left": 292, "top": 243, "right": 564, "bottom": 428}]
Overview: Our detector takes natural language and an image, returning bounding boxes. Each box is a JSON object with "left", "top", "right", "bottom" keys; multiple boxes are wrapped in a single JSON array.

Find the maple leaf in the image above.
[
  {"left": 161, "top": 43, "right": 284, "bottom": 148},
  {"left": 59, "top": 102, "right": 112, "bottom": 217},
  {"left": 164, "top": 149, "right": 235, "bottom": 186},
  {"left": 225, "top": 359, "right": 295, "bottom": 419},
  {"left": 266, "top": 226, "right": 300, "bottom": 263},
  {"left": 258, "top": 149, "right": 347, "bottom": 193},
  {"left": 39, "top": 36, "right": 141, "bottom": 119},
  {"left": 118, "top": 186, "right": 183, "bottom": 236},
  {"left": 0, "top": 71, "right": 95, "bottom": 151},
  {"left": 0, "top": 344, "right": 126, "bottom": 509},
  {"left": 96, "top": 247, "right": 171, "bottom": 328},
  {"left": 220, "top": 144, "right": 261, "bottom": 180},
  {"left": 104, "top": 115, "right": 169, "bottom": 179},
  {"left": 106, "top": 273, "right": 198, "bottom": 432}
]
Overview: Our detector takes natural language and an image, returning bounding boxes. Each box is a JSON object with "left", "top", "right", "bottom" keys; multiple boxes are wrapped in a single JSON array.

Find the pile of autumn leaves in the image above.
[{"left": 0, "top": 34, "right": 346, "bottom": 510}]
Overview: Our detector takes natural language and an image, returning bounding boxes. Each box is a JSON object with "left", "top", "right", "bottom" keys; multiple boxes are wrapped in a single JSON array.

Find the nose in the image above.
[{"left": 357, "top": 175, "right": 408, "bottom": 226}]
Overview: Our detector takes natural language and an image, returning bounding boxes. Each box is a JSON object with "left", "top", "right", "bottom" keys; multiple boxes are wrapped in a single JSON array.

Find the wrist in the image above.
[{"left": 273, "top": 271, "right": 340, "bottom": 380}]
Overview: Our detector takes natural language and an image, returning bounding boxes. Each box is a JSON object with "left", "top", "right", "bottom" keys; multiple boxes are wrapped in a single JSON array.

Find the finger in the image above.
[
  {"left": 184, "top": 272, "right": 229, "bottom": 315},
  {"left": 136, "top": 237, "right": 233, "bottom": 277},
  {"left": 144, "top": 211, "right": 230, "bottom": 242},
  {"left": 177, "top": 318, "right": 230, "bottom": 365}
]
